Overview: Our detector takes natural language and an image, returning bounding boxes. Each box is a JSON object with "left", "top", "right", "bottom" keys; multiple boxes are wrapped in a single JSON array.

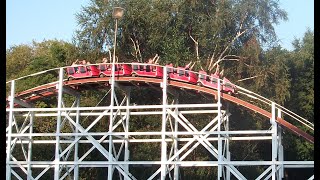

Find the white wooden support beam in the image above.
[
  {"left": 217, "top": 78, "right": 222, "bottom": 179},
  {"left": 277, "top": 108, "right": 284, "bottom": 179},
  {"left": 27, "top": 111, "right": 34, "bottom": 180},
  {"left": 161, "top": 66, "right": 168, "bottom": 180},
  {"left": 74, "top": 97, "right": 80, "bottom": 180},
  {"left": 108, "top": 62, "right": 116, "bottom": 180},
  {"left": 173, "top": 98, "right": 179, "bottom": 180},
  {"left": 124, "top": 89, "right": 131, "bottom": 177},
  {"left": 6, "top": 80, "right": 15, "bottom": 180},
  {"left": 54, "top": 68, "right": 64, "bottom": 180},
  {"left": 271, "top": 102, "right": 277, "bottom": 180}
]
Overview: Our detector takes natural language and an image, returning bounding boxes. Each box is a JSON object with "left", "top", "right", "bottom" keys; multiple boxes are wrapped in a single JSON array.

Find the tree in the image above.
[
  {"left": 74, "top": 0, "right": 287, "bottom": 71},
  {"left": 73, "top": 0, "right": 292, "bottom": 178},
  {"left": 284, "top": 29, "right": 314, "bottom": 163},
  {"left": 6, "top": 40, "right": 79, "bottom": 94},
  {"left": 287, "top": 29, "right": 314, "bottom": 121}
]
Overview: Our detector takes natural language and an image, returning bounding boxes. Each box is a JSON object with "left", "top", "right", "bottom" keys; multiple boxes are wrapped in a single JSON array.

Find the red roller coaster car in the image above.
[
  {"left": 166, "top": 64, "right": 198, "bottom": 84},
  {"left": 99, "top": 64, "right": 132, "bottom": 77},
  {"left": 198, "top": 70, "right": 237, "bottom": 94},
  {"left": 67, "top": 65, "right": 100, "bottom": 80},
  {"left": 131, "top": 63, "right": 163, "bottom": 78},
  {"left": 222, "top": 77, "right": 237, "bottom": 94}
]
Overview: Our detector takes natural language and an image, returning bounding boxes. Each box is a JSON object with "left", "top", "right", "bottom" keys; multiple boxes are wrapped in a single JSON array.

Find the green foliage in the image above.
[
  {"left": 74, "top": 0, "right": 287, "bottom": 69},
  {"left": 260, "top": 46, "right": 291, "bottom": 104},
  {"left": 286, "top": 29, "right": 314, "bottom": 121},
  {"left": 6, "top": 40, "right": 79, "bottom": 92},
  {"left": 283, "top": 30, "right": 314, "bottom": 161}
]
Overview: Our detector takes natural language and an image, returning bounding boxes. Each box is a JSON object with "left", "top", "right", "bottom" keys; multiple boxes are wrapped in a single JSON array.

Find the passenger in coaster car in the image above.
[
  {"left": 167, "top": 63, "right": 176, "bottom": 74},
  {"left": 102, "top": 57, "right": 108, "bottom": 63},
  {"left": 80, "top": 60, "right": 91, "bottom": 70},
  {"left": 146, "top": 58, "right": 154, "bottom": 72},
  {"left": 71, "top": 59, "right": 79, "bottom": 73},
  {"left": 100, "top": 57, "right": 110, "bottom": 71}
]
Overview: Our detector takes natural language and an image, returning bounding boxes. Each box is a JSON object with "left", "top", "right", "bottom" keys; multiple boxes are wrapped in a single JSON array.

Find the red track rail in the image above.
[{"left": 7, "top": 76, "right": 314, "bottom": 143}]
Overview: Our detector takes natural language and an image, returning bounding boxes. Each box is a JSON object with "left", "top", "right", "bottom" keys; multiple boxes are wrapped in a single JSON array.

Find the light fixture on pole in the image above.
[{"left": 112, "top": 7, "right": 124, "bottom": 64}]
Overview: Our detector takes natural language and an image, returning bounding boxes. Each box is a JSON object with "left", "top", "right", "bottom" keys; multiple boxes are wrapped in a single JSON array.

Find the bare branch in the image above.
[
  {"left": 130, "top": 37, "right": 139, "bottom": 61},
  {"left": 129, "top": 37, "right": 143, "bottom": 62},
  {"left": 190, "top": 62, "right": 196, "bottom": 70},
  {"left": 185, "top": 61, "right": 192, "bottom": 68},
  {"left": 239, "top": 12, "right": 248, "bottom": 31},
  {"left": 218, "top": 28, "right": 249, "bottom": 60},
  {"left": 152, "top": 54, "right": 160, "bottom": 64},
  {"left": 237, "top": 75, "right": 263, "bottom": 82},
  {"left": 214, "top": 20, "right": 257, "bottom": 69},
  {"left": 188, "top": 28, "right": 201, "bottom": 69},
  {"left": 189, "top": 34, "right": 199, "bottom": 61},
  {"left": 108, "top": 49, "right": 112, "bottom": 63},
  {"left": 189, "top": 34, "right": 198, "bottom": 45},
  {"left": 207, "top": 44, "right": 218, "bottom": 71},
  {"left": 136, "top": 40, "right": 142, "bottom": 62},
  {"left": 220, "top": 69, "right": 224, "bottom": 76},
  {"left": 210, "top": 55, "right": 242, "bottom": 71},
  {"left": 152, "top": 54, "right": 158, "bottom": 62},
  {"left": 154, "top": 56, "right": 160, "bottom": 64},
  {"left": 243, "top": 62, "right": 253, "bottom": 67}
]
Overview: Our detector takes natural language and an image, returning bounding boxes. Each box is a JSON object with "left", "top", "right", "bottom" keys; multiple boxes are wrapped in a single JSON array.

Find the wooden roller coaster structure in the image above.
[{"left": 6, "top": 63, "right": 314, "bottom": 180}]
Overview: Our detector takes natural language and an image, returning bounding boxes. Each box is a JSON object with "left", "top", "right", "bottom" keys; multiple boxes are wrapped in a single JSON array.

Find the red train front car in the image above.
[{"left": 197, "top": 70, "right": 237, "bottom": 95}]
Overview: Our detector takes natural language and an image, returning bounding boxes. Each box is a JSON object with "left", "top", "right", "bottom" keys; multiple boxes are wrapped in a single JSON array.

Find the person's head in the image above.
[{"left": 82, "top": 60, "right": 86, "bottom": 64}]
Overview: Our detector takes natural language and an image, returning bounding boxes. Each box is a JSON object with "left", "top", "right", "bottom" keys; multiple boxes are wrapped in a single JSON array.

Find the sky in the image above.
[{"left": 6, "top": 0, "right": 314, "bottom": 51}]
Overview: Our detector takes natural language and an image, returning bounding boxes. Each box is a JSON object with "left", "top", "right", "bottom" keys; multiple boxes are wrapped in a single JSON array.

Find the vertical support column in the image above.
[
  {"left": 217, "top": 78, "right": 222, "bottom": 179},
  {"left": 74, "top": 96, "right": 80, "bottom": 180},
  {"left": 226, "top": 103, "right": 230, "bottom": 180},
  {"left": 161, "top": 67, "right": 168, "bottom": 180},
  {"left": 124, "top": 88, "right": 131, "bottom": 176},
  {"left": 108, "top": 63, "right": 116, "bottom": 180},
  {"left": 174, "top": 98, "right": 179, "bottom": 180},
  {"left": 6, "top": 80, "right": 15, "bottom": 180},
  {"left": 27, "top": 111, "right": 35, "bottom": 180},
  {"left": 54, "top": 68, "right": 64, "bottom": 180},
  {"left": 277, "top": 109, "right": 284, "bottom": 179},
  {"left": 271, "top": 102, "right": 277, "bottom": 180}
]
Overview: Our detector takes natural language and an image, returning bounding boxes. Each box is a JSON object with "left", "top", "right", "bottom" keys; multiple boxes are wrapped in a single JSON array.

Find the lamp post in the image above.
[
  {"left": 110, "top": 6, "right": 124, "bottom": 97},
  {"left": 108, "top": 7, "right": 124, "bottom": 180},
  {"left": 112, "top": 7, "right": 124, "bottom": 65}
]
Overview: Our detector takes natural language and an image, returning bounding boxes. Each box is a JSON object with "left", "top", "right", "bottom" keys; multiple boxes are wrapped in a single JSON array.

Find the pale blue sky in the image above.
[{"left": 6, "top": 0, "right": 314, "bottom": 51}]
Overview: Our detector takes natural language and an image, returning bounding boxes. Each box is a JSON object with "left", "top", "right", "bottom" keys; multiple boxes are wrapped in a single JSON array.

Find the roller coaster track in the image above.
[{"left": 6, "top": 64, "right": 314, "bottom": 144}]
